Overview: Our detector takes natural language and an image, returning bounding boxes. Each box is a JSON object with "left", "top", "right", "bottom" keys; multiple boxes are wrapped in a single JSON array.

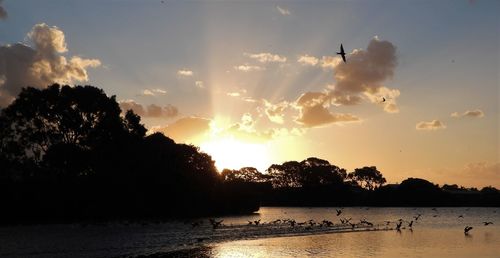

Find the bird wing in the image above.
[
  {"left": 340, "top": 44, "right": 344, "bottom": 53},
  {"left": 341, "top": 54, "right": 346, "bottom": 63}
]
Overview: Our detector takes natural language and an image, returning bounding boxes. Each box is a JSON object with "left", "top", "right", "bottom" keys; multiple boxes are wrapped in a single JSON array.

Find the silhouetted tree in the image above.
[
  {"left": 266, "top": 158, "right": 347, "bottom": 188},
  {"left": 299, "top": 157, "right": 346, "bottom": 187},
  {"left": 348, "top": 166, "right": 386, "bottom": 190},
  {"left": 0, "top": 84, "right": 142, "bottom": 165},
  {"left": 221, "top": 167, "right": 269, "bottom": 183},
  {"left": 267, "top": 161, "right": 303, "bottom": 188}
]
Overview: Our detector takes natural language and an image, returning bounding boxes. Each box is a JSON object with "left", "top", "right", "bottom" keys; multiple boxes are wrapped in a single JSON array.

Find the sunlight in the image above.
[{"left": 200, "top": 136, "right": 271, "bottom": 172}]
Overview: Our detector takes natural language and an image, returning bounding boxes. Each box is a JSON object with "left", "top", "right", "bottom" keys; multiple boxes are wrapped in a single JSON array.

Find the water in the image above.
[{"left": 0, "top": 207, "right": 498, "bottom": 257}]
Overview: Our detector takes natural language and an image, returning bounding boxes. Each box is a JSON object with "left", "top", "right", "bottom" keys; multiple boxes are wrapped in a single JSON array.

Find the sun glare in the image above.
[{"left": 200, "top": 137, "right": 271, "bottom": 172}]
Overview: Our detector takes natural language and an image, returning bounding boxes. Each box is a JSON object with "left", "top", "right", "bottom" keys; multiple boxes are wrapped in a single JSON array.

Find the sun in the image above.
[{"left": 199, "top": 136, "right": 271, "bottom": 172}]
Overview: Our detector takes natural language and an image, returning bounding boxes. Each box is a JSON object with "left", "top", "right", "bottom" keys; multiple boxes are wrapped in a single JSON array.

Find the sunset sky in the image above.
[{"left": 1, "top": 0, "right": 498, "bottom": 187}]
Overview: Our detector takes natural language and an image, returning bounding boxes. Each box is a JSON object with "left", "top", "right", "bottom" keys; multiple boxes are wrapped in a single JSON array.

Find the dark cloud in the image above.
[
  {"left": 331, "top": 37, "right": 400, "bottom": 112},
  {"left": 119, "top": 100, "right": 178, "bottom": 118},
  {"left": 0, "top": 23, "right": 100, "bottom": 106},
  {"left": 294, "top": 92, "right": 360, "bottom": 127},
  {"left": 0, "top": 0, "right": 6, "bottom": 20}
]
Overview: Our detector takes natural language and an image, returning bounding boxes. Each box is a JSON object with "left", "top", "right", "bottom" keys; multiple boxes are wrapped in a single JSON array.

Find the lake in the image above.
[{"left": 0, "top": 207, "right": 498, "bottom": 257}]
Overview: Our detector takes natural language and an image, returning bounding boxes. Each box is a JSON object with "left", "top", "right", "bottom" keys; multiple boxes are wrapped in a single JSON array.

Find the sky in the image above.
[{"left": 0, "top": 0, "right": 498, "bottom": 188}]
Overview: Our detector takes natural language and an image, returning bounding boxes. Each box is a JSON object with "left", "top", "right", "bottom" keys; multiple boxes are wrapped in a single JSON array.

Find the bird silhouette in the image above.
[
  {"left": 360, "top": 219, "right": 373, "bottom": 226},
  {"left": 209, "top": 219, "right": 223, "bottom": 229},
  {"left": 337, "top": 44, "right": 347, "bottom": 63},
  {"left": 458, "top": 215, "right": 464, "bottom": 218},
  {"left": 464, "top": 226, "right": 473, "bottom": 235},
  {"left": 483, "top": 222, "right": 493, "bottom": 226},
  {"left": 396, "top": 221, "right": 403, "bottom": 231},
  {"left": 336, "top": 209, "right": 342, "bottom": 216},
  {"left": 414, "top": 214, "right": 422, "bottom": 221},
  {"left": 408, "top": 220, "right": 414, "bottom": 228},
  {"left": 382, "top": 97, "right": 386, "bottom": 102}
]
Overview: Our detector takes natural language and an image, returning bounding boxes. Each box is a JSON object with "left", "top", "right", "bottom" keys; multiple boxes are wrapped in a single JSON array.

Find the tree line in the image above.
[{"left": 0, "top": 85, "right": 498, "bottom": 224}]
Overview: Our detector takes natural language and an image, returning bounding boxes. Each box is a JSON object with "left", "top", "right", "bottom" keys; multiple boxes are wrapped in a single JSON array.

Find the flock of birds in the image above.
[{"left": 193, "top": 208, "right": 495, "bottom": 237}]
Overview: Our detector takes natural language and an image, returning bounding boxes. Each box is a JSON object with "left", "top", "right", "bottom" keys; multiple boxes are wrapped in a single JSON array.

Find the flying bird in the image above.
[
  {"left": 396, "top": 221, "right": 403, "bottom": 231},
  {"left": 336, "top": 209, "right": 343, "bottom": 216},
  {"left": 483, "top": 222, "right": 493, "bottom": 226},
  {"left": 464, "top": 226, "right": 473, "bottom": 235},
  {"left": 337, "top": 43, "right": 347, "bottom": 63},
  {"left": 382, "top": 97, "right": 386, "bottom": 102}
]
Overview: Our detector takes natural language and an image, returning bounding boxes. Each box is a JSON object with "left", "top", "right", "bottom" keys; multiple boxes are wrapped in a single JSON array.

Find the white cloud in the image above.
[
  {"left": 263, "top": 99, "right": 289, "bottom": 124},
  {"left": 177, "top": 69, "right": 193, "bottom": 76},
  {"left": 142, "top": 88, "right": 167, "bottom": 96},
  {"left": 234, "top": 64, "right": 265, "bottom": 72},
  {"left": 227, "top": 92, "right": 241, "bottom": 97},
  {"left": 245, "top": 52, "right": 287, "bottom": 63},
  {"left": 320, "top": 55, "right": 342, "bottom": 69},
  {"left": 451, "top": 109, "right": 485, "bottom": 118},
  {"left": 0, "top": 23, "right": 101, "bottom": 107},
  {"left": 297, "top": 55, "right": 319, "bottom": 66},
  {"left": 195, "top": 80, "right": 204, "bottom": 88},
  {"left": 416, "top": 119, "right": 446, "bottom": 130},
  {"left": 276, "top": 5, "right": 290, "bottom": 15}
]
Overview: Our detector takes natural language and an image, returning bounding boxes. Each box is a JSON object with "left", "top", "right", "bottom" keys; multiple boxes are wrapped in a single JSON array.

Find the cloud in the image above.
[
  {"left": 451, "top": 109, "right": 485, "bottom": 118},
  {"left": 297, "top": 55, "right": 319, "bottom": 66},
  {"left": 276, "top": 5, "right": 290, "bottom": 15},
  {"left": 320, "top": 56, "right": 342, "bottom": 69},
  {"left": 119, "top": 100, "right": 178, "bottom": 118},
  {"left": 463, "top": 162, "right": 499, "bottom": 179},
  {"left": 0, "top": 23, "right": 101, "bottom": 107},
  {"left": 245, "top": 52, "right": 286, "bottom": 63},
  {"left": 263, "top": 100, "right": 289, "bottom": 124},
  {"left": 227, "top": 92, "right": 241, "bottom": 97},
  {"left": 142, "top": 88, "right": 167, "bottom": 96},
  {"left": 152, "top": 117, "right": 211, "bottom": 143},
  {"left": 330, "top": 37, "right": 399, "bottom": 112},
  {"left": 416, "top": 119, "right": 446, "bottom": 130},
  {"left": 0, "top": 0, "right": 7, "bottom": 20},
  {"left": 195, "top": 80, "right": 204, "bottom": 88},
  {"left": 294, "top": 92, "right": 360, "bottom": 127},
  {"left": 234, "top": 64, "right": 265, "bottom": 72},
  {"left": 291, "top": 38, "right": 400, "bottom": 114},
  {"left": 177, "top": 69, "right": 193, "bottom": 76}
]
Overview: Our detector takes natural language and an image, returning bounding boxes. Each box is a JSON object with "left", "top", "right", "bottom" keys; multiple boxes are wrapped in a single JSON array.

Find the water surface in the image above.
[{"left": 0, "top": 207, "right": 498, "bottom": 257}]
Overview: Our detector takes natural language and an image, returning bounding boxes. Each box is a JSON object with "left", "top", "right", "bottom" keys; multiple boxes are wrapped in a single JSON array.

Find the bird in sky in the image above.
[
  {"left": 483, "top": 222, "right": 493, "bottom": 226},
  {"left": 337, "top": 43, "right": 347, "bottom": 63},
  {"left": 464, "top": 226, "right": 473, "bottom": 235},
  {"left": 336, "top": 209, "right": 342, "bottom": 216}
]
